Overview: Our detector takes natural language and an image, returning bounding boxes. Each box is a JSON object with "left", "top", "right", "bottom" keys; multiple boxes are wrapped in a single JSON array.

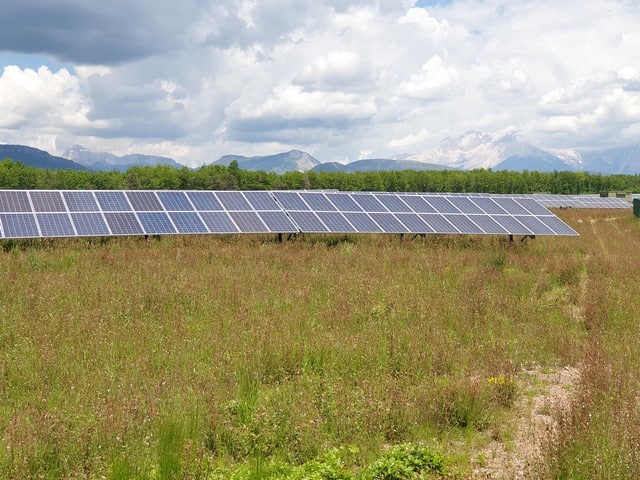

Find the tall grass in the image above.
[
  {"left": 545, "top": 210, "right": 640, "bottom": 479},
  {"left": 0, "top": 210, "right": 635, "bottom": 478}
]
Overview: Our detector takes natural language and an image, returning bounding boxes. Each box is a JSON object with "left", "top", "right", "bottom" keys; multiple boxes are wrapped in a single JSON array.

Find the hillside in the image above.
[{"left": 0, "top": 145, "right": 88, "bottom": 171}]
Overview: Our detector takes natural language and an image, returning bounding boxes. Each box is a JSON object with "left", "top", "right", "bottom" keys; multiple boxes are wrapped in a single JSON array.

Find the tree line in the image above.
[{"left": 1, "top": 158, "right": 639, "bottom": 194}]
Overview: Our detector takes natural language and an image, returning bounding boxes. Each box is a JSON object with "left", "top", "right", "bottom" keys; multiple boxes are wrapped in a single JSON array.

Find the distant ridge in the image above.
[
  {"left": 63, "top": 144, "right": 183, "bottom": 172},
  {"left": 0, "top": 144, "right": 89, "bottom": 171},
  {"left": 406, "top": 131, "right": 640, "bottom": 174},
  {"left": 2, "top": 136, "right": 640, "bottom": 174},
  {"left": 212, "top": 150, "right": 321, "bottom": 174},
  {"left": 312, "top": 159, "right": 455, "bottom": 172}
]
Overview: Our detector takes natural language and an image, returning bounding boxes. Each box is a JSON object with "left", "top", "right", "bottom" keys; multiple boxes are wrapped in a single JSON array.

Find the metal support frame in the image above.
[{"left": 507, "top": 234, "right": 536, "bottom": 244}]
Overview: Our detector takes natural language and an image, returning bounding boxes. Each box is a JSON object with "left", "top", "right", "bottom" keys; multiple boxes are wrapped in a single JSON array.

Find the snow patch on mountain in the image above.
[
  {"left": 63, "top": 144, "right": 183, "bottom": 171},
  {"left": 406, "top": 130, "right": 560, "bottom": 170}
]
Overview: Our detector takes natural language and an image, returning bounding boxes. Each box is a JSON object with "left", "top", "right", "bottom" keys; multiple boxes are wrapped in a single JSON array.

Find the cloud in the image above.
[
  {"left": 397, "top": 54, "right": 462, "bottom": 100},
  {"left": 0, "top": 0, "right": 640, "bottom": 165},
  {"left": 532, "top": 69, "right": 640, "bottom": 147},
  {"left": 0, "top": 65, "right": 96, "bottom": 131},
  {"left": 398, "top": 7, "right": 450, "bottom": 37},
  {"left": 387, "top": 128, "right": 431, "bottom": 151},
  {"left": 293, "top": 51, "right": 372, "bottom": 90},
  {"left": 224, "top": 84, "right": 377, "bottom": 142},
  {"left": 0, "top": 1, "right": 187, "bottom": 65}
]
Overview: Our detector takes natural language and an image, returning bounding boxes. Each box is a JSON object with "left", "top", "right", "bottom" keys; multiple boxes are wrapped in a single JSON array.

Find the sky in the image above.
[{"left": 1, "top": 0, "right": 639, "bottom": 167}]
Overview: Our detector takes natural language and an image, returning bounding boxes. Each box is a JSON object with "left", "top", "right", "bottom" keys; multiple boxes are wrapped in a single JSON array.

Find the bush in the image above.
[{"left": 358, "top": 444, "right": 445, "bottom": 480}]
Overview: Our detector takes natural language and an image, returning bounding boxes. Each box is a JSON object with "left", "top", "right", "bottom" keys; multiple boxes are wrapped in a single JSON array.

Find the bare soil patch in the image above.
[{"left": 472, "top": 366, "right": 581, "bottom": 479}]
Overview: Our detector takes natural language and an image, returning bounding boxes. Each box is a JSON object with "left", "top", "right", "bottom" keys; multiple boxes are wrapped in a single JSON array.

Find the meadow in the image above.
[{"left": 0, "top": 208, "right": 638, "bottom": 479}]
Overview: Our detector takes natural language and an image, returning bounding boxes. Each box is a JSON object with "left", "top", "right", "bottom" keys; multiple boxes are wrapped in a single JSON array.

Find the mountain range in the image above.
[
  {"left": 213, "top": 150, "right": 319, "bottom": 175},
  {"left": 63, "top": 144, "right": 183, "bottom": 172},
  {"left": 0, "top": 144, "right": 89, "bottom": 171},
  {"left": 1, "top": 131, "right": 639, "bottom": 174}
]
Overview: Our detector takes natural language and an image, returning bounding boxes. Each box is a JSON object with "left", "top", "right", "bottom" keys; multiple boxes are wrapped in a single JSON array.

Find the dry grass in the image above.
[{"left": 0, "top": 209, "right": 638, "bottom": 478}]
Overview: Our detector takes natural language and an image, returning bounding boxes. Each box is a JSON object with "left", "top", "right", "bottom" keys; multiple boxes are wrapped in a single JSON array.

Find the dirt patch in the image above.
[{"left": 472, "top": 366, "right": 581, "bottom": 479}]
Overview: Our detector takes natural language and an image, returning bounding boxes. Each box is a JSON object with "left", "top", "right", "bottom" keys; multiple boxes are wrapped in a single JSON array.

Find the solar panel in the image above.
[
  {"left": 375, "top": 194, "right": 412, "bottom": 213},
  {"left": 0, "top": 190, "right": 579, "bottom": 239},
  {"left": 37, "top": 213, "right": 75, "bottom": 236},
  {"left": 299, "top": 192, "right": 337, "bottom": 211},
  {"left": 492, "top": 198, "right": 529, "bottom": 215},
  {"left": 395, "top": 213, "right": 433, "bottom": 233},
  {"left": 326, "top": 193, "right": 362, "bottom": 212},
  {"left": 258, "top": 211, "right": 299, "bottom": 232},
  {"left": 515, "top": 198, "right": 552, "bottom": 216},
  {"left": 0, "top": 191, "right": 31, "bottom": 212},
  {"left": 64, "top": 191, "right": 99, "bottom": 212},
  {"left": 447, "top": 197, "right": 484, "bottom": 214},
  {"left": 422, "top": 196, "right": 459, "bottom": 214},
  {"left": 95, "top": 191, "right": 131, "bottom": 211},
  {"left": 71, "top": 212, "right": 111, "bottom": 236},
  {"left": 216, "top": 191, "right": 252, "bottom": 210},
  {"left": 493, "top": 215, "right": 532, "bottom": 235},
  {"left": 342, "top": 212, "right": 383, "bottom": 233},
  {"left": 368, "top": 213, "right": 409, "bottom": 233},
  {"left": 168, "top": 211, "right": 208, "bottom": 233},
  {"left": 351, "top": 193, "right": 387, "bottom": 212},
  {"left": 420, "top": 213, "right": 459, "bottom": 234},
  {"left": 199, "top": 211, "right": 239, "bottom": 233},
  {"left": 228, "top": 211, "right": 269, "bottom": 232},
  {"left": 315, "top": 211, "right": 356, "bottom": 232},
  {"left": 157, "top": 191, "right": 194, "bottom": 211},
  {"left": 30, "top": 191, "right": 66, "bottom": 212},
  {"left": 125, "top": 191, "right": 163, "bottom": 211},
  {"left": 399, "top": 195, "right": 437, "bottom": 213},
  {"left": 244, "top": 191, "right": 281, "bottom": 211},
  {"left": 138, "top": 212, "right": 177, "bottom": 234},
  {"left": 288, "top": 211, "right": 329, "bottom": 232},
  {"left": 537, "top": 216, "right": 581, "bottom": 235},
  {"left": 1, "top": 213, "right": 39, "bottom": 237},
  {"left": 470, "top": 197, "right": 508, "bottom": 215},
  {"left": 103, "top": 212, "right": 144, "bottom": 235},
  {"left": 272, "top": 191, "right": 309, "bottom": 210},
  {"left": 186, "top": 191, "right": 223, "bottom": 211},
  {"left": 468, "top": 215, "right": 509, "bottom": 234},
  {"left": 512, "top": 215, "right": 554, "bottom": 235},
  {"left": 444, "top": 214, "right": 484, "bottom": 234}
]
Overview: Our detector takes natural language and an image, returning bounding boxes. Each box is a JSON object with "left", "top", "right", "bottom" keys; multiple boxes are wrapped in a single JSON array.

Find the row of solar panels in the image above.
[
  {"left": 521, "top": 194, "right": 630, "bottom": 209},
  {"left": 0, "top": 190, "right": 578, "bottom": 239},
  {"left": 378, "top": 192, "right": 632, "bottom": 209}
]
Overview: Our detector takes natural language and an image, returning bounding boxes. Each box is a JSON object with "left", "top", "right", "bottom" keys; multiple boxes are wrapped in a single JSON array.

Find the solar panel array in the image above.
[
  {"left": 0, "top": 190, "right": 298, "bottom": 239},
  {"left": 0, "top": 190, "right": 579, "bottom": 239},
  {"left": 410, "top": 192, "right": 631, "bottom": 209},
  {"left": 526, "top": 194, "right": 631, "bottom": 209},
  {"left": 274, "top": 191, "right": 577, "bottom": 236}
]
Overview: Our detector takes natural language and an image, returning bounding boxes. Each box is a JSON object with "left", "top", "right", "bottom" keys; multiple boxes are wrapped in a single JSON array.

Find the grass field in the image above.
[{"left": 0, "top": 209, "right": 639, "bottom": 479}]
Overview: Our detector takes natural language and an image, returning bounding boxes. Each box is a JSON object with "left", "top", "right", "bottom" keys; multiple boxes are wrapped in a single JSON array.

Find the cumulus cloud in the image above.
[
  {"left": 397, "top": 55, "right": 462, "bottom": 100},
  {"left": 398, "top": 7, "right": 450, "bottom": 37},
  {"left": 531, "top": 68, "right": 640, "bottom": 147},
  {"left": 294, "top": 51, "right": 371, "bottom": 90},
  {"left": 224, "top": 84, "right": 377, "bottom": 143},
  {"left": 0, "top": 65, "right": 98, "bottom": 131}
]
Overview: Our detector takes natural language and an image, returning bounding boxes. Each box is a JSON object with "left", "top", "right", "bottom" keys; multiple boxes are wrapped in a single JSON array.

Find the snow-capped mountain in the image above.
[
  {"left": 402, "top": 130, "right": 640, "bottom": 173},
  {"left": 63, "top": 144, "right": 184, "bottom": 172},
  {"left": 4, "top": 134, "right": 640, "bottom": 174},
  {"left": 406, "top": 131, "right": 570, "bottom": 172},
  {"left": 312, "top": 158, "right": 455, "bottom": 173},
  {"left": 213, "top": 150, "right": 321, "bottom": 174},
  {"left": 553, "top": 144, "right": 640, "bottom": 174}
]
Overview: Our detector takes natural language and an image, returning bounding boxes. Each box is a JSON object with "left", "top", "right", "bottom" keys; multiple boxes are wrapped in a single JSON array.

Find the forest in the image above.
[{"left": 1, "top": 157, "right": 639, "bottom": 194}]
